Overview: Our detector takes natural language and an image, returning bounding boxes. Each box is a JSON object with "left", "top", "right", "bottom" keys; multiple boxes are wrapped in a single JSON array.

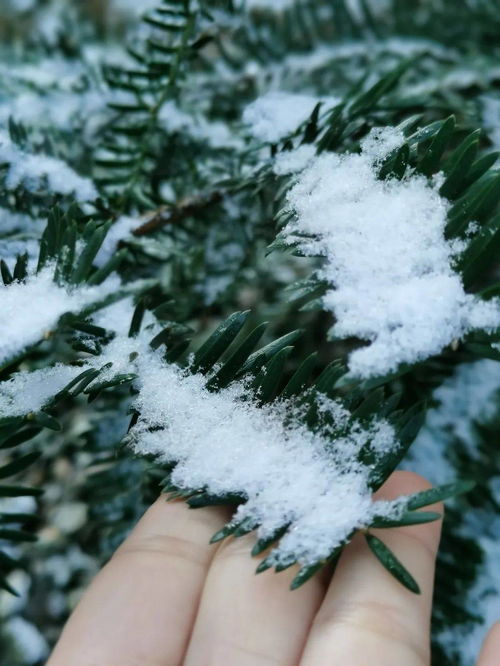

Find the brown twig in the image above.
[{"left": 132, "top": 190, "right": 224, "bottom": 236}]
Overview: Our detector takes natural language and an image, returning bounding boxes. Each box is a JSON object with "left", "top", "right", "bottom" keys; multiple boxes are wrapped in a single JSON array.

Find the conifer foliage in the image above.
[{"left": 0, "top": 1, "right": 499, "bottom": 663}]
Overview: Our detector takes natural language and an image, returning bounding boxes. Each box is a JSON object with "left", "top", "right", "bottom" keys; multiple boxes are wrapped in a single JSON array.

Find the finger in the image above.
[
  {"left": 300, "top": 471, "right": 442, "bottom": 666},
  {"left": 183, "top": 532, "right": 326, "bottom": 666},
  {"left": 48, "top": 498, "right": 230, "bottom": 666},
  {"left": 477, "top": 622, "right": 500, "bottom": 666}
]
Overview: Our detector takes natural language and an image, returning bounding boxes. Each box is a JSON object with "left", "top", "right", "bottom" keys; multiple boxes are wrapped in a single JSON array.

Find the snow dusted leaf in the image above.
[
  {"left": 243, "top": 91, "right": 339, "bottom": 143},
  {"left": 127, "top": 343, "right": 409, "bottom": 574},
  {"left": 279, "top": 127, "right": 500, "bottom": 378},
  {"left": 0, "top": 131, "right": 97, "bottom": 202},
  {"left": 0, "top": 266, "right": 120, "bottom": 368}
]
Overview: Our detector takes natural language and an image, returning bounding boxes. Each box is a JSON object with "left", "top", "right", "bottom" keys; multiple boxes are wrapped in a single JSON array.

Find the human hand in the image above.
[{"left": 48, "top": 471, "right": 499, "bottom": 665}]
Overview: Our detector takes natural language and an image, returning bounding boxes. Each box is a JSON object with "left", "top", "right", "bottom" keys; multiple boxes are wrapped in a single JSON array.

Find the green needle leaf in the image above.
[
  {"left": 290, "top": 560, "right": 326, "bottom": 590},
  {"left": 370, "top": 511, "right": 442, "bottom": 529},
  {"left": 405, "top": 480, "right": 476, "bottom": 510},
  {"left": 191, "top": 310, "right": 250, "bottom": 374},
  {"left": 365, "top": 533, "right": 420, "bottom": 594},
  {"left": 0, "top": 452, "right": 41, "bottom": 480}
]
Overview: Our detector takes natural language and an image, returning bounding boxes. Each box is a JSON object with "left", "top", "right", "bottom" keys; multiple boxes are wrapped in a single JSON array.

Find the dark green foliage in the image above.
[
  {"left": 0, "top": 1, "right": 499, "bottom": 663},
  {"left": 0, "top": 428, "right": 41, "bottom": 594}
]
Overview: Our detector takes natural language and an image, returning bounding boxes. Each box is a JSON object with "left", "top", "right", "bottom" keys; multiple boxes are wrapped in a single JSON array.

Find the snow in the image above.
[
  {"left": 3, "top": 616, "right": 48, "bottom": 663},
  {"left": 404, "top": 360, "right": 500, "bottom": 664},
  {"left": 0, "top": 496, "right": 37, "bottom": 515},
  {"left": 158, "top": 101, "right": 242, "bottom": 149},
  {"left": 3, "top": 0, "right": 36, "bottom": 11},
  {"left": 0, "top": 90, "right": 105, "bottom": 134},
  {"left": 0, "top": 296, "right": 149, "bottom": 416},
  {"left": 94, "top": 216, "right": 139, "bottom": 268},
  {"left": 0, "top": 267, "right": 119, "bottom": 367},
  {"left": 91, "top": 296, "right": 138, "bottom": 336},
  {"left": 0, "top": 365, "right": 84, "bottom": 417},
  {"left": 235, "top": 39, "right": 454, "bottom": 97},
  {"left": 447, "top": 531, "right": 500, "bottom": 666},
  {"left": 246, "top": 0, "right": 294, "bottom": 11},
  {"left": 281, "top": 127, "right": 500, "bottom": 377},
  {"left": 109, "top": 0, "right": 157, "bottom": 16},
  {"left": 0, "top": 238, "right": 40, "bottom": 263},
  {"left": 243, "top": 91, "right": 339, "bottom": 143},
  {"left": 274, "top": 145, "right": 317, "bottom": 175},
  {"left": 0, "top": 570, "right": 30, "bottom": 617},
  {"left": 0, "top": 58, "right": 85, "bottom": 94},
  {"left": 481, "top": 95, "right": 500, "bottom": 150},
  {"left": 129, "top": 350, "right": 402, "bottom": 566},
  {"left": 0, "top": 131, "right": 97, "bottom": 202},
  {"left": 411, "top": 359, "right": 500, "bottom": 481},
  {"left": 1, "top": 279, "right": 406, "bottom": 566},
  {"left": 0, "top": 297, "right": 148, "bottom": 417},
  {"left": 0, "top": 209, "right": 45, "bottom": 235}
]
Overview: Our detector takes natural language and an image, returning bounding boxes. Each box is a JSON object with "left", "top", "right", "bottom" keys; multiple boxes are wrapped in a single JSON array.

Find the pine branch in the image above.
[{"left": 132, "top": 190, "right": 224, "bottom": 236}]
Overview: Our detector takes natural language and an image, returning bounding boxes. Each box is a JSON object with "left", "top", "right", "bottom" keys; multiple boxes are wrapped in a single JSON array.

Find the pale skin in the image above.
[{"left": 48, "top": 471, "right": 500, "bottom": 666}]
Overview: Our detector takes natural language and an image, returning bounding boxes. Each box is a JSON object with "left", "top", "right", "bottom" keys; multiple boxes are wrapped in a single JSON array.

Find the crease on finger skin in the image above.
[
  {"left": 190, "top": 636, "right": 289, "bottom": 666},
  {"left": 114, "top": 531, "right": 216, "bottom": 568},
  {"left": 310, "top": 597, "right": 430, "bottom": 665}
]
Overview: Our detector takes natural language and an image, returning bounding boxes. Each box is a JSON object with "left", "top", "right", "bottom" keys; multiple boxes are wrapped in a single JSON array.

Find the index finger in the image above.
[{"left": 48, "top": 498, "right": 230, "bottom": 666}]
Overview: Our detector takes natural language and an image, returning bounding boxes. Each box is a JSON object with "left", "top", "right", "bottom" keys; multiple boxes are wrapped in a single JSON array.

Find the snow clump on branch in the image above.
[{"left": 280, "top": 127, "right": 500, "bottom": 378}]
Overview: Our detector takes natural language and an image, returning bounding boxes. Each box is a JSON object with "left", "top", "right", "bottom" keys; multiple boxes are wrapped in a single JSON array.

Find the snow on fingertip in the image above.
[{"left": 281, "top": 127, "right": 500, "bottom": 378}]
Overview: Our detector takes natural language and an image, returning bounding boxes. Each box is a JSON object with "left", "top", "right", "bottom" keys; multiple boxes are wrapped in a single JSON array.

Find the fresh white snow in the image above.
[
  {"left": 411, "top": 359, "right": 500, "bottom": 481},
  {"left": 109, "top": 0, "right": 157, "bottom": 16},
  {"left": 94, "top": 216, "right": 139, "bottom": 268},
  {"left": 481, "top": 95, "right": 500, "bottom": 150},
  {"left": 0, "top": 209, "right": 45, "bottom": 235},
  {"left": 281, "top": 127, "right": 500, "bottom": 377},
  {"left": 159, "top": 100, "right": 242, "bottom": 149},
  {"left": 0, "top": 364, "right": 84, "bottom": 417},
  {"left": 0, "top": 131, "right": 97, "bottom": 202},
  {"left": 243, "top": 91, "right": 339, "bottom": 143},
  {"left": 245, "top": 0, "right": 295, "bottom": 11},
  {"left": 0, "top": 267, "right": 118, "bottom": 366},
  {"left": 129, "top": 349, "right": 402, "bottom": 566}
]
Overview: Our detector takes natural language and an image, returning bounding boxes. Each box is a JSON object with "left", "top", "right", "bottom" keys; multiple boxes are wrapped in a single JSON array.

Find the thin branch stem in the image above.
[{"left": 132, "top": 190, "right": 224, "bottom": 236}]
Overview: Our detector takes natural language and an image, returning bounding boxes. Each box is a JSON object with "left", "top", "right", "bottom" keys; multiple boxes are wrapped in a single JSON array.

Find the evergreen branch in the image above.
[{"left": 132, "top": 190, "right": 224, "bottom": 236}]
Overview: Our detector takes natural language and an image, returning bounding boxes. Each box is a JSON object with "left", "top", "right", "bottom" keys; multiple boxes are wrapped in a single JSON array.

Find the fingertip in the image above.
[
  {"left": 477, "top": 622, "right": 500, "bottom": 666},
  {"left": 376, "top": 470, "right": 432, "bottom": 499}
]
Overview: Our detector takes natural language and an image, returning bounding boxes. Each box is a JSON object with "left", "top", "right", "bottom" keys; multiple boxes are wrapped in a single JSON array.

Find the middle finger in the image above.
[{"left": 184, "top": 533, "right": 326, "bottom": 666}]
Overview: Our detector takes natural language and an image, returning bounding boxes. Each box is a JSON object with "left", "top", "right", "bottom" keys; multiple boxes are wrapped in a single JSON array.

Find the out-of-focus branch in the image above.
[{"left": 132, "top": 190, "right": 224, "bottom": 236}]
